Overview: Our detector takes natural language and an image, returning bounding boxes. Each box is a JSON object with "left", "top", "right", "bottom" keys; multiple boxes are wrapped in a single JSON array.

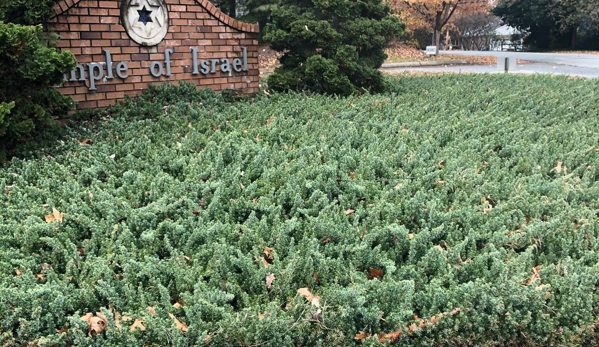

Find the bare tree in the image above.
[{"left": 453, "top": 11, "right": 502, "bottom": 50}]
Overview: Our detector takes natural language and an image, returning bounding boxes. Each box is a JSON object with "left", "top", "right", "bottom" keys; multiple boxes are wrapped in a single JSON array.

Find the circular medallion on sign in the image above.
[{"left": 121, "top": 0, "right": 169, "bottom": 46}]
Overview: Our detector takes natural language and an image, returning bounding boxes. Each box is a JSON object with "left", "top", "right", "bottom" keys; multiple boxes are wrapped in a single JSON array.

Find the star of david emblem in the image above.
[{"left": 121, "top": 0, "right": 169, "bottom": 46}]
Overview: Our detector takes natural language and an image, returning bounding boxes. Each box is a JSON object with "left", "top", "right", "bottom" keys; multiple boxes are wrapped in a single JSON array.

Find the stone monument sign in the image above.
[{"left": 48, "top": 0, "right": 260, "bottom": 109}]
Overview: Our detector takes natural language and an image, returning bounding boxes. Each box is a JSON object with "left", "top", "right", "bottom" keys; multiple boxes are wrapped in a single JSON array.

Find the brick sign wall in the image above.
[{"left": 48, "top": 0, "right": 260, "bottom": 109}]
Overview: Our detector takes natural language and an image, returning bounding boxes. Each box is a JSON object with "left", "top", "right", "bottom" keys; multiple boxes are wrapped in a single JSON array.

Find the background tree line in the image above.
[
  {"left": 382, "top": 0, "right": 598, "bottom": 52},
  {"left": 493, "top": 0, "right": 599, "bottom": 50}
]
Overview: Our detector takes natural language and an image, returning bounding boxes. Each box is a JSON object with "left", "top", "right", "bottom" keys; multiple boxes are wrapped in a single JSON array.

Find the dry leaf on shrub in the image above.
[
  {"left": 297, "top": 287, "right": 320, "bottom": 307},
  {"left": 378, "top": 327, "right": 402, "bottom": 343},
  {"left": 57, "top": 325, "right": 69, "bottom": 334},
  {"left": 15, "top": 269, "right": 21, "bottom": 276},
  {"left": 261, "top": 257, "right": 270, "bottom": 267},
  {"left": 346, "top": 209, "right": 355, "bottom": 215},
  {"left": 263, "top": 246, "right": 275, "bottom": 260},
  {"left": 266, "top": 273, "right": 275, "bottom": 289},
  {"left": 114, "top": 311, "right": 123, "bottom": 330},
  {"left": 130, "top": 319, "right": 146, "bottom": 332},
  {"left": 173, "top": 298, "right": 185, "bottom": 309},
  {"left": 526, "top": 265, "right": 542, "bottom": 285},
  {"left": 45, "top": 208, "right": 63, "bottom": 223},
  {"left": 354, "top": 331, "right": 369, "bottom": 341},
  {"left": 81, "top": 312, "right": 107, "bottom": 336},
  {"left": 367, "top": 268, "right": 384, "bottom": 280},
  {"left": 551, "top": 160, "right": 564, "bottom": 173},
  {"left": 169, "top": 313, "right": 188, "bottom": 333}
]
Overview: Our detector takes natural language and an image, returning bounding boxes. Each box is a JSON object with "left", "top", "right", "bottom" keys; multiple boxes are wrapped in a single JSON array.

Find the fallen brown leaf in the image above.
[
  {"left": 346, "top": 209, "right": 355, "bottom": 215},
  {"left": 78, "top": 139, "right": 93, "bottom": 146},
  {"left": 408, "top": 323, "right": 417, "bottom": 335},
  {"left": 81, "top": 312, "right": 107, "bottom": 336},
  {"left": 15, "top": 269, "right": 22, "bottom": 276},
  {"left": 367, "top": 268, "right": 384, "bottom": 280},
  {"left": 169, "top": 313, "right": 188, "bottom": 333},
  {"left": 266, "top": 273, "right": 275, "bottom": 289},
  {"left": 261, "top": 257, "right": 270, "bottom": 267},
  {"left": 114, "top": 311, "right": 122, "bottom": 330},
  {"left": 81, "top": 313, "right": 93, "bottom": 323},
  {"left": 378, "top": 327, "right": 402, "bottom": 343},
  {"left": 45, "top": 208, "right": 63, "bottom": 223},
  {"left": 297, "top": 287, "right": 320, "bottom": 307},
  {"left": 350, "top": 172, "right": 356, "bottom": 180},
  {"left": 554, "top": 160, "right": 563, "bottom": 173},
  {"left": 130, "top": 319, "right": 146, "bottom": 332},
  {"left": 148, "top": 306, "right": 156, "bottom": 316},
  {"left": 354, "top": 331, "right": 369, "bottom": 341},
  {"left": 57, "top": 325, "right": 69, "bottom": 334},
  {"left": 263, "top": 246, "right": 275, "bottom": 260},
  {"left": 526, "top": 265, "right": 542, "bottom": 286}
]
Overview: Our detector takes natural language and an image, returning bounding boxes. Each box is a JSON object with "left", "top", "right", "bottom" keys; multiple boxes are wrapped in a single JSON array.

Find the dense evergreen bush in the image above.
[
  {"left": 0, "top": 0, "right": 58, "bottom": 25},
  {"left": 262, "top": 0, "right": 404, "bottom": 95},
  {"left": 0, "top": 23, "right": 76, "bottom": 162},
  {"left": 2, "top": 76, "right": 599, "bottom": 346},
  {"left": 0, "top": 1, "right": 76, "bottom": 162}
]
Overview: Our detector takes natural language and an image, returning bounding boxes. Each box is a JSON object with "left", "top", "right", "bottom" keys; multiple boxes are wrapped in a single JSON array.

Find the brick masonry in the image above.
[{"left": 47, "top": 0, "right": 260, "bottom": 109}]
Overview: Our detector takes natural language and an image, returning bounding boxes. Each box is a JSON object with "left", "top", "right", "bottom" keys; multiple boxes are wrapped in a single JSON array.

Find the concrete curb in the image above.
[{"left": 381, "top": 60, "right": 470, "bottom": 68}]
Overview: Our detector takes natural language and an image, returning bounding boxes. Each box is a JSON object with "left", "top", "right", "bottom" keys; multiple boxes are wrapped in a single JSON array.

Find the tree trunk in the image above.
[
  {"left": 435, "top": 29, "right": 441, "bottom": 54},
  {"left": 228, "top": 0, "right": 236, "bottom": 18},
  {"left": 571, "top": 26, "right": 578, "bottom": 50}
]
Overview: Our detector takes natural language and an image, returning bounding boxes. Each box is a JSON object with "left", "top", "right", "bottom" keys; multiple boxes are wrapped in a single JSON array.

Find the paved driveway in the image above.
[
  {"left": 440, "top": 51, "right": 599, "bottom": 69},
  {"left": 382, "top": 51, "right": 599, "bottom": 78}
]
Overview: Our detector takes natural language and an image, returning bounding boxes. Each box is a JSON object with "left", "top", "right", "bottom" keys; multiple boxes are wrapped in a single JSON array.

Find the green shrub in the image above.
[
  {"left": 0, "top": 22, "right": 76, "bottom": 162},
  {"left": 2, "top": 75, "right": 599, "bottom": 346},
  {"left": 0, "top": 0, "right": 58, "bottom": 25},
  {"left": 263, "top": 0, "right": 404, "bottom": 96}
]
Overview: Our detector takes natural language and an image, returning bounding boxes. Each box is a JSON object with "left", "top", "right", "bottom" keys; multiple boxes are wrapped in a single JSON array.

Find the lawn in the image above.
[{"left": 1, "top": 75, "right": 599, "bottom": 346}]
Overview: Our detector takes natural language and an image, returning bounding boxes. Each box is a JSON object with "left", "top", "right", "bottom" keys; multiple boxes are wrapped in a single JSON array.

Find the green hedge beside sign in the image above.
[
  {"left": 0, "top": 0, "right": 76, "bottom": 162},
  {"left": 2, "top": 76, "right": 599, "bottom": 346}
]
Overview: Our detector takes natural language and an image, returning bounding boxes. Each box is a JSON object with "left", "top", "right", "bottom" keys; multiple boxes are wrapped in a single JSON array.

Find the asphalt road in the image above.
[
  {"left": 440, "top": 50, "right": 599, "bottom": 69},
  {"left": 382, "top": 51, "right": 599, "bottom": 78}
]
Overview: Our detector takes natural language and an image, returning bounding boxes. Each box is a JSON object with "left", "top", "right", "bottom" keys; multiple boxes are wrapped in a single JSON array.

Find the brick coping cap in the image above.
[{"left": 51, "top": 0, "right": 260, "bottom": 33}]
